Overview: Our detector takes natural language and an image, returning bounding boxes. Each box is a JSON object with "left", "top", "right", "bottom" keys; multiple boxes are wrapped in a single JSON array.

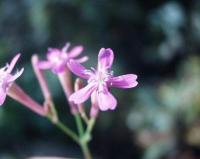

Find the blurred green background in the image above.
[{"left": 1, "top": 0, "right": 200, "bottom": 159}]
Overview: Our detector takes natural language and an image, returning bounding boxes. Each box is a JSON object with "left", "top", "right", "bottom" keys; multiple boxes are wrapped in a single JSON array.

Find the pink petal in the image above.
[
  {"left": 109, "top": 74, "right": 138, "bottom": 88},
  {"left": 8, "top": 68, "right": 24, "bottom": 83},
  {"left": 69, "top": 83, "right": 97, "bottom": 104},
  {"left": 61, "top": 43, "right": 70, "bottom": 53},
  {"left": 0, "top": 88, "right": 7, "bottom": 106},
  {"left": 0, "top": 66, "right": 8, "bottom": 74},
  {"left": 98, "top": 48, "right": 114, "bottom": 70},
  {"left": 68, "top": 46, "right": 84, "bottom": 58},
  {"left": 7, "top": 53, "right": 21, "bottom": 73},
  {"left": 47, "top": 49, "right": 60, "bottom": 60},
  {"left": 67, "top": 60, "right": 91, "bottom": 79},
  {"left": 97, "top": 87, "right": 117, "bottom": 111},
  {"left": 76, "top": 56, "right": 89, "bottom": 63},
  {"left": 47, "top": 48, "right": 60, "bottom": 54},
  {"left": 37, "top": 61, "right": 52, "bottom": 70}
]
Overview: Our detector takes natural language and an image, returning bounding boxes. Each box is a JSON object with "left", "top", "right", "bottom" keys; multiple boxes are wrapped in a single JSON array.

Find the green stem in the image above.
[
  {"left": 47, "top": 108, "right": 95, "bottom": 159},
  {"left": 86, "top": 118, "right": 96, "bottom": 135},
  {"left": 74, "top": 114, "right": 84, "bottom": 137},
  {"left": 78, "top": 118, "right": 96, "bottom": 159},
  {"left": 80, "top": 111, "right": 89, "bottom": 124},
  {"left": 49, "top": 102, "right": 58, "bottom": 123},
  {"left": 52, "top": 119, "right": 79, "bottom": 144},
  {"left": 75, "top": 114, "right": 93, "bottom": 158},
  {"left": 80, "top": 142, "right": 93, "bottom": 159}
]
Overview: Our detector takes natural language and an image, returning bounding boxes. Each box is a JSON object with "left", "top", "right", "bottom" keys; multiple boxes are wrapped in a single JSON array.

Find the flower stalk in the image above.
[
  {"left": 74, "top": 78, "right": 89, "bottom": 123},
  {"left": 79, "top": 118, "right": 96, "bottom": 159},
  {"left": 80, "top": 142, "right": 93, "bottom": 159},
  {"left": 48, "top": 117, "right": 80, "bottom": 144},
  {"left": 57, "top": 68, "right": 78, "bottom": 114}
]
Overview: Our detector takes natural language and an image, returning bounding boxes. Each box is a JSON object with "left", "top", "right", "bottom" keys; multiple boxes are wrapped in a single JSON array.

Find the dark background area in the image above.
[{"left": 0, "top": 0, "right": 200, "bottom": 159}]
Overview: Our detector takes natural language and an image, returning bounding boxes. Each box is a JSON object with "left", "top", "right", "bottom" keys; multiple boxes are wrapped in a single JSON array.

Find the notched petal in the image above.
[
  {"left": 69, "top": 83, "right": 96, "bottom": 104},
  {"left": 97, "top": 87, "right": 117, "bottom": 111},
  {"left": 109, "top": 74, "right": 138, "bottom": 88},
  {"left": 67, "top": 60, "right": 91, "bottom": 79},
  {"left": 98, "top": 48, "right": 114, "bottom": 70}
]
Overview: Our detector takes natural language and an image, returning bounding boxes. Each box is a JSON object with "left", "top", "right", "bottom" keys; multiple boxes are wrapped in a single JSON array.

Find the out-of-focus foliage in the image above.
[
  {"left": 0, "top": 0, "right": 200, "bottom": 159},
  {"left": 127, "top": 56, "right": 200, "bottom": 159}
]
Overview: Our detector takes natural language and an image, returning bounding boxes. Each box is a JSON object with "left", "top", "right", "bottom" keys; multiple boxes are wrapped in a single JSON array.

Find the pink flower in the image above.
[
  {"left": 68, "top": 48, "right": 138, "bottom": 111},
  {"left": 0, "top": 54, "right": 24, "bottom": 105},
  {"left": 38, "top": 43, "right": 88, "bottom": 73}
]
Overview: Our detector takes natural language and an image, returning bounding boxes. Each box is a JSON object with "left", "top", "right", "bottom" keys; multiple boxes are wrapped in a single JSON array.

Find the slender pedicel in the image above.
[
  {"left": 58, "top": 67, "right": 78, "bottom": 114},
  {"left": 74, "top": 78, "right": 89, "bottom": 122}
]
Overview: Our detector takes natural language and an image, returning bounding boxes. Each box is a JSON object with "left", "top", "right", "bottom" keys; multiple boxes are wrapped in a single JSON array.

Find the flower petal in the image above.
[
  {"left": 7, "top": 53, "right": 21, "bottom": 73},
  {"left": 109, "top": 74, "right": 138, "bottom": 88},
  {"left": 67, "top": 60, "right": 91, "bottom": 79},
  {"left": 0, "top": 66, "right": 8, "bottom": 74},
  {"left": 68, "top": 46, "right": 84, "bottom": 58},
  {"left": 69, "top": 83, "right": 96, "bottom": 104},
  {"left": 47, "top": 49, "right": 60, "bottom": 60},
  {"left": 61, "top": 43, "right": 70, "bottom": 53},
  {"left": 7, "top": 68, "right": 24, "bottom": 83},
  {"left": 98, "top": 48, "right": 114, "bottom": 70},
  {"left": 0, "top": 88, "right": 7, "bottom": 106},
  {"left": 76, "top": 56, "right": 89, "bottom": 63},
  {"left": 97, "top": 87, "right": 117, "bottom": 111},
  {"left": 37, "top": 61, "right": 52, "bottom": 70}
]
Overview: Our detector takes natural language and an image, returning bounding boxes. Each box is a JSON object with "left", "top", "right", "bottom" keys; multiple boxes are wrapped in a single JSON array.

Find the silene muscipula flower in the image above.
[
  {"left": 68, "top": 48, "right": 138, "bottom": 111},
  {"left": 37, "top": 43, "right": 89, "bottom": 114},
  {"left": 0, "top": 54, "right": 46, "bottom": 116},
  {"left": 0, "top": 54, "right": 24, "bottom": 105},
  {"left": 38, "top": 43, "right": 88, "bottom": 74}
]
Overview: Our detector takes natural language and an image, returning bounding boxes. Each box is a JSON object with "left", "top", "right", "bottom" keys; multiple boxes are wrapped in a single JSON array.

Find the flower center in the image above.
[
  {"left": 88, "top": 69, "right": 113, "bottom": 87},
  {"left": 52, "top": 56, "right": 62, "bottom": 64},
  {"left": 49, "top": 50, "right": 68, "bottom": 65}
]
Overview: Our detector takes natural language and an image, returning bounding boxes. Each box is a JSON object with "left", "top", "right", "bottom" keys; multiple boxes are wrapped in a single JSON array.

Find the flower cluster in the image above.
[
  {"left": 0, "top": 42, "right": 138, "bottom": 159},
  {"left": 38, "top": 43, "right": 88, "bottom": 74},
  {"left": 0, "top": 43, "right": 138, "bottom": 116}
]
